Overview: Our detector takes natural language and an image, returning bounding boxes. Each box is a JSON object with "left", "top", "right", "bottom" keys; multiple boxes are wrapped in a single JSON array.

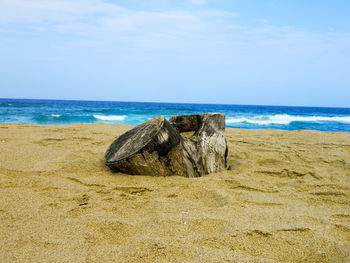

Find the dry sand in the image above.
[{"left": 1, "top": 123, "right": 350, "bottom": 262}]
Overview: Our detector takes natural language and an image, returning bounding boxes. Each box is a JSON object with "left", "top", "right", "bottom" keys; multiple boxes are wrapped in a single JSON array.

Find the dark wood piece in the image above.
[{"left": 105, "top": 113, "right": 227, "bottom": 177}]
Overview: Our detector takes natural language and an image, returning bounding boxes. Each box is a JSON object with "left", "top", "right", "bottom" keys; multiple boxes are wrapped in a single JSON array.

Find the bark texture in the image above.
[{"left": 105, "top": 113, "right": 227, "bottom": 177}]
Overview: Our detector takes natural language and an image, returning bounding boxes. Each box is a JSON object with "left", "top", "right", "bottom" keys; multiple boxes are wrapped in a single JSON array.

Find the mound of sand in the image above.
[{"left": 0, "top": 123, "right": 349, "bottom": 262}]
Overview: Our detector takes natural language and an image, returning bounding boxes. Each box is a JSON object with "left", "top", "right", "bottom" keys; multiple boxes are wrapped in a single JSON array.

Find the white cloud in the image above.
[
  {"left": 0, "top": 0, "right": 124, "bottom": 23},
  {"left": 0, "top": 0, "right": 349, "bottom": 62},
  {"left": 255, "top": 18, "right": 269, "bottom": 24}
]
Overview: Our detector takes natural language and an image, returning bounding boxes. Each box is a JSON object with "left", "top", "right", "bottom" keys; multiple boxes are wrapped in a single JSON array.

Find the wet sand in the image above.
[{"left": 0, "top": 123, "right": 350, "bottom": 262}]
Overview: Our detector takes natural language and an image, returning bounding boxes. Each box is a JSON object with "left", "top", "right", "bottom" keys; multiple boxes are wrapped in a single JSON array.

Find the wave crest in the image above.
[
  {"left": 93, "top": 114, "right": 126, "bottom": 121},
  {"left": 226, "top": 114, "right": 350, "bottom": 125}
]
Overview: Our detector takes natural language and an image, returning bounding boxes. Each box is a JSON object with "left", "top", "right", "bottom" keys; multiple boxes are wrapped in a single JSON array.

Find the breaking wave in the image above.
[
  {"left": 93, "top": 114, "right": 127, "bottom": 121},
  {"left": 226, "top": 114, "right": 350, "bottom": 125}
]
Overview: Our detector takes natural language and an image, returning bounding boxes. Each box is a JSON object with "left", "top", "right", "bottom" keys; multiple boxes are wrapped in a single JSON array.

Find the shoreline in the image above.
[
  {"left": 1, "top": 123, "right": 350, "bottom": 262},
  {"left": 2, "top": 122, "right": 350, "bottom": 134}
]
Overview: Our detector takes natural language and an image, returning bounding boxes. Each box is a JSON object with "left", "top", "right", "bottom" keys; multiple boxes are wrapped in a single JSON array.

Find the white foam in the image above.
[
  {"left": 226, "top": 114, "right": 350, "bottom": 125},
  {"left": 51, "top": 114, "right": 61, "bottom": 117},
  {"left": 93, "top": 114, "right": 127, "bottom": 121}
]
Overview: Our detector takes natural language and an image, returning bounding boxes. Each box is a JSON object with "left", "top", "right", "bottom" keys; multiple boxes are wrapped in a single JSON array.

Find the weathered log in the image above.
[
  {"left": 105, "top": 115, "right": 201, "bottom": 177},
  {"left": 105, "top": 113, "right": 227, "bottom": 177},
  {"left": 169, "top": 113, "right": 227, "bottom": 174}
]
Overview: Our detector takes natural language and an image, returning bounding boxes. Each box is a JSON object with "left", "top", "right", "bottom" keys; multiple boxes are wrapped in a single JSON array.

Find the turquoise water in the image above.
[{"left": 1, "top": 98, "right": 350, "bottom": 132}]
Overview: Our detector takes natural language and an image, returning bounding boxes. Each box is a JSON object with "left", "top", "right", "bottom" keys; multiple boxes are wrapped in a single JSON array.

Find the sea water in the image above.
[{"left": 1, "top": 98, "right": 350, "bottom": 132}]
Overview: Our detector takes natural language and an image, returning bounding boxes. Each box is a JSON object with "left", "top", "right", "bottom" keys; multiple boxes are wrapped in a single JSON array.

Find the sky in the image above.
[{"left": 0, "top": 0, "right": 349, "bottom": 107}]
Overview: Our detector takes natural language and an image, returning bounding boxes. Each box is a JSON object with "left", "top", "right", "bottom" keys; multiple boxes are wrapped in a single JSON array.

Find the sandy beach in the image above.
[{"left": 0, "top": 123, "right": 350, "bottom": 262}]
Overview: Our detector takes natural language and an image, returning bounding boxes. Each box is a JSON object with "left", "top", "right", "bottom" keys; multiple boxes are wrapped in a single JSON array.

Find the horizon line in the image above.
[{"left": 1, "top": 97, "right": 349, "bottom": 110}]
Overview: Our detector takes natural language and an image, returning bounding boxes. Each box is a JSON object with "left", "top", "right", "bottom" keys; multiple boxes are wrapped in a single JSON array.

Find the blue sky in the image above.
[{"left": 0, "top": 0, "right": 349, "bottom": 107}]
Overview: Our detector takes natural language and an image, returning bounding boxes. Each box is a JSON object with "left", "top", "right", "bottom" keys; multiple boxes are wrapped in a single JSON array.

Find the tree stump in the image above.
[
  {"left": 105, "top": 113, "right": 227, "bottom": 177},
  {"left": 169, "top": 113, "right": 228, "bottom": 175}
]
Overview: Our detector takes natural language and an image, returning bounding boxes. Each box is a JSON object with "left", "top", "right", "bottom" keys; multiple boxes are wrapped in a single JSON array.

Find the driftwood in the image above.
[{"left": 105, "top": 113, "right": 227, "bottom": 177}]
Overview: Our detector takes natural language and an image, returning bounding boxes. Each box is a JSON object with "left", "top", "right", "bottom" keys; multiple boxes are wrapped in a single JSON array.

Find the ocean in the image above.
[{"left": 1, "top": 98, "right": 350, "bottom": 132}]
